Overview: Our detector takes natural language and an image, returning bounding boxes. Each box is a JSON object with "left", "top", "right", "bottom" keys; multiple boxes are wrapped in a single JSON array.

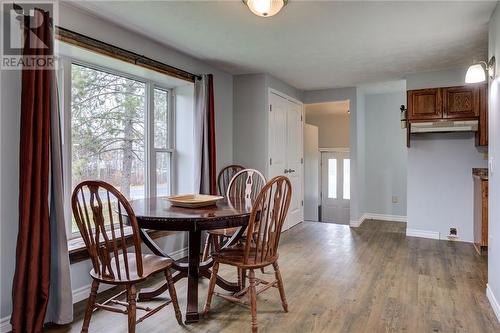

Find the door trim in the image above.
[
  {"left": 319, "top": 147, "right": 350, "bottom": 153},
  {"left": 269, "top": 87, "right": 302, "bottom": 106}
]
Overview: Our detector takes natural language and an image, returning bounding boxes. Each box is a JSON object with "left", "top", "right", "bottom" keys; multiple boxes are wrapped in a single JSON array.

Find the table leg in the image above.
[
  {"left": 138, "top": 225, "right": 248, "bottom": 319},
  {"left": 185, "top": 230, "right": 201, "bottom": 324}
]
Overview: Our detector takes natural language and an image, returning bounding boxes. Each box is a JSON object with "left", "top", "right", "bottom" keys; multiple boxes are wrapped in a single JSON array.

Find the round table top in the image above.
[{"left": 130, "top": 196, "right": 253, "bottom": 231}]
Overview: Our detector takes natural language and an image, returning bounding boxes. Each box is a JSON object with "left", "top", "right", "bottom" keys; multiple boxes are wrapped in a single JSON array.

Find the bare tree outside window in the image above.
[{"left": 71, "top": 64, "right": 146, "bottom": 203}]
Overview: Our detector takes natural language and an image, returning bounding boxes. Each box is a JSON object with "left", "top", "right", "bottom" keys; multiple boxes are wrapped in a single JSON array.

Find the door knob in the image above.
[
  {"left": 284, "top": 169, "right": 289, "bottom": 174},
  {"left": 288, "top": 169, "right": 296, "bottom": 173}
]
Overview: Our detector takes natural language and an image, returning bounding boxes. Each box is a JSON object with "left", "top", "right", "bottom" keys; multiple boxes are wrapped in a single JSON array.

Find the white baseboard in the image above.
[
  {"left": 363, "top": 213, "right": 407, "bottom": 223},
  {"left": 350, "top": 219, "right": 362, "bottom": 227},
  {"left": 406, "top": 228, "right": 440, "bottom": 240},
  {"left": 73, "top": 246, "right": 188, "bottom": 304},
  {"left": 487, "top": 284, "right": 500, "bottom": 323},
  {"left": 0, "top": 316, "right": 11, "bottom": 333},
  {"left": 351, "top": 213, "right": 407, "bottom": 228}
]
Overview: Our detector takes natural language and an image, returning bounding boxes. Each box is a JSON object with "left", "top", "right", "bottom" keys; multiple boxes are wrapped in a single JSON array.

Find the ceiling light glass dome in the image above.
[{"left": 243, "top": 0, "right": 288, "bottom": 17}]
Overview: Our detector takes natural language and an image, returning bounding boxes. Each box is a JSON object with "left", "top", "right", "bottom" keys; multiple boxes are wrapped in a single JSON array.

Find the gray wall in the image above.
[
  {"left": 266, "top": 74, "right": 303, "bottom": 102},
  {"left": 405, "top": 68, "right": 487, "bottom": 241},
  {"left": 364, "top": 91, "right": 407, "bottom": 216},
  {"left": 0, "top": 66, "right": 21, "bottom": 320},
  {"left": 303, "top": 86, "right": 408, "bottom": 222},
  {"left": 232, "top": 73, "right": 303, "bottom": 174},
  {"left": 233, "top": 74, "right": 268, "bottom": 172},
  {"left": 302, "top": 88, "right": 362, "bottom": 224},
  {"left": 305, "top": 113, "right": 350, "bottom": 148},
  {"left": 58, "top": 2, "right": 234, "bottom": 301},
  {"left": 407, "top": 132, "right": 486, "bottom": 242},
  {"left": 487, "top": 2, "right": 500, "bottom": 317},
  {"left": 59, "top": 3, "right": 234, "bottom": 172}
]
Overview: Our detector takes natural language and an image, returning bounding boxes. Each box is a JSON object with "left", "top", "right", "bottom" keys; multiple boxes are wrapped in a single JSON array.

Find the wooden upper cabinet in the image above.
[
  {"left": 406, "top": 83, "right": 488, "bottom": 148},
  {"left": 476, "top": 84, "right": 488, "bottom": 146},
  {"left": 442, "top": 86, "right": 479, "bottom": 119},
  {"left": 407, "top": 88, "right": 442, "bottom": 120}
]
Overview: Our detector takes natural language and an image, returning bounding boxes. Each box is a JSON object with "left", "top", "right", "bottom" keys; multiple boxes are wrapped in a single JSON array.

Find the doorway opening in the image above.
[{"left": 303, "top": 100, "right": 350, "bottom": 225}]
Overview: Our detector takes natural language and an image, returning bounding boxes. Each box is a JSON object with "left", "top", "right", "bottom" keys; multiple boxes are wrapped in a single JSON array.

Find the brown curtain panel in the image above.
[{"left": 11, "top": 9, "right": 53, "bottom": 333}]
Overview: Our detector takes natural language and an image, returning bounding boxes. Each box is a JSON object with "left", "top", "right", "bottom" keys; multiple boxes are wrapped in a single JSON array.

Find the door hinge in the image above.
[
  {"left": 270, "top": 104, "right": 272, "bottom": 112},
  {"left": 301, "top": 157, "right": 303, "bottom": 164},
  {"left": 270, "top": 157, "right": 272, "bottom": 165},
  {"left": 301, "top": 115, "right": 303, "bottom": 121},
  {"left": 301, "top": 200, "right": 304, "bottom": 206}
]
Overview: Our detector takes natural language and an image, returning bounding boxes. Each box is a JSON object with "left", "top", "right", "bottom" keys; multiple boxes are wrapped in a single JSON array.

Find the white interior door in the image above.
[
  {"left": 269, "top": 91, "right": 304, "bottom": 231},
  {"left": 321, "top": 151, "right": 350, "bottom": 224},
  {"left": 285, "top": 101, "right": 303, "bottom": 230},
  {"left": 269, "top": 93, "right": 287, "bottom": 180},
  {"left": 304, "top": 124, "right": 319, "bottom": 221}
]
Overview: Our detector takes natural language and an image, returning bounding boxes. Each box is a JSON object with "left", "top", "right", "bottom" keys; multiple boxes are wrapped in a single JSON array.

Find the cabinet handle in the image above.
[{"left": 284, "top": 169, "right": 289, "bottom": 174}]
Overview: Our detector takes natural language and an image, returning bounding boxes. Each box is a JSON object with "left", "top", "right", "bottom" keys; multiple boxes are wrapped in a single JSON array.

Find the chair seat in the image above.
[
  {"left": 211, "top": 246, "right": 278, "bottom": 269},
  {"left": 90, "top": 253, "right": 173, "bottom": 284},
  {"left": 207, "top": 227, "right": 239, "bottom": 237}
]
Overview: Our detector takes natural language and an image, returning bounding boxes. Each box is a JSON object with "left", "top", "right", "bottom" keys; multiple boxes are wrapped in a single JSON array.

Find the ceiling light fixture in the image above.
[
  {"left": 465, "top": 56, "right": 496, "bottom": 84},
  {"left": 243, "top": 0, "right": 288, "bottom": 17}
]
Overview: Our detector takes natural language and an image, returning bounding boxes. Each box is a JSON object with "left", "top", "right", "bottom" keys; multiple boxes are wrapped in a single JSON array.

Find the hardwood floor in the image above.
[{"left": 45, "top": 220, "right": 500, "bottom": 332}]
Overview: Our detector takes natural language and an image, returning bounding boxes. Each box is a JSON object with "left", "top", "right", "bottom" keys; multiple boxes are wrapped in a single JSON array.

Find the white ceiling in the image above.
[
  {"left": 306, "top": 100, "right": 350, "bottom": 116},
  {"left": 67, "top": 1, "right": 497, "bottom": 90}
]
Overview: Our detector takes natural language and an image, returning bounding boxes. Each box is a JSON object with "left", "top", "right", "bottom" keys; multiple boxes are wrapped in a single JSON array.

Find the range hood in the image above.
[{"left": 410, "top": 120, "right": 478, "bottom": 133}]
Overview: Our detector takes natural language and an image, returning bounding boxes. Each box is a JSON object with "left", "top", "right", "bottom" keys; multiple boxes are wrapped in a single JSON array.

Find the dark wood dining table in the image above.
[{"left": 129, "top": 197, "right": 252, "bottom": 324}]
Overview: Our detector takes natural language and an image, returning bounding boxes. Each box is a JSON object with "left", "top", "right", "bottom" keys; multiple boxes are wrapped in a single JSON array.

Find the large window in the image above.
[{"left": 67, "top": 62, "right": 173, "bottom": 234}]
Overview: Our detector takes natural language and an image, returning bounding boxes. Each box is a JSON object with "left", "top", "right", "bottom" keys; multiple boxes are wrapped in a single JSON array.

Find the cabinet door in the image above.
[
  {"left": 407, "top": 88, "right": 442, "bottom": 120},
  {"left": 442, "top": 86, "right": 479, "bottom": 119},
  {"left": 476, "top": 84, "right": 488, "bottom": 146}
]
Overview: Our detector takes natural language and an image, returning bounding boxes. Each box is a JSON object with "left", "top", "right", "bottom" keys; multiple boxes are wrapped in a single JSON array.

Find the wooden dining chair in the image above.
[
  {"left": 71, "top": 180, "right": 182, "bottom": 333},
  {"left": 203, "top": 176, "right": 292, "bottom": 333},
  {"left": 217, "top": 164, "right": 245, "bottom": 197},
  {"left": 202, "top": 168, "right": 266, "bottom": 262}
]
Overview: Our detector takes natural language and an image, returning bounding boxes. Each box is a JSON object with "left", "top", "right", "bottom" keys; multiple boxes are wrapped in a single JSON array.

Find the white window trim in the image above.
[{"left": 59, "top": 57, "right": 176, "bottom": 239}]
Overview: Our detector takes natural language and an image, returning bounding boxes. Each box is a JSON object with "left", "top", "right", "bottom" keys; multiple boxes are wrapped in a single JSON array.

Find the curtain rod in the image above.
[{"left": 54, "top": 26, "right": 202, "bottom": 83}]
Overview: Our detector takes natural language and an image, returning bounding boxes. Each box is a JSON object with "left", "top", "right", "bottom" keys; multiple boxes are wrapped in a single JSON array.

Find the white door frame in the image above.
[
  {"left": 267, "top": 88, "right": 304, "bottom": 230},
  {"left": 319, "top": 148, "right": 350, "bottom": 153}
]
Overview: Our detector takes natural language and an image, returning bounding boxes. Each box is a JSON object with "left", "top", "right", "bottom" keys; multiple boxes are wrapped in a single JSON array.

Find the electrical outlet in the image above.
[
  {"left": 448, "top": 228, "right": 459, "bottom": 241},
  {"left": 392, "top": 196, "right": 398, "bottom": 204}
]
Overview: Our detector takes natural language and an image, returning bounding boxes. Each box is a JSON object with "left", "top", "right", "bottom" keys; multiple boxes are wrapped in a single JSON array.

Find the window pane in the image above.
[
  {"left": 71, "top": 64, "right": 145, "bottom": 231},
  {"left": 343, "top": 159, "right": 350, "bottom": 199},
  {"left": 328, "top": 158, "right": 337, "bottom": 199},
  {"left": 156, "top": 152, "right": 170, "bottom": 197},
  {"left": 154, "top": 88, "right": 168, "bottom": 149}
]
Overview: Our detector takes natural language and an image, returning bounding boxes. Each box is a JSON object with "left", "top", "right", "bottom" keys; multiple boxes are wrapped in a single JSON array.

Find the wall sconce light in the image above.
[{"left": 465, "top": 56, "right": 496, "bottom": 84}]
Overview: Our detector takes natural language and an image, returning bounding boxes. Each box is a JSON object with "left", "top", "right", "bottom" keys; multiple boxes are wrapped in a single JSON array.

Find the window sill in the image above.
[{"left": 68, "top": 229, "right": 175, "bottom": 264}]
